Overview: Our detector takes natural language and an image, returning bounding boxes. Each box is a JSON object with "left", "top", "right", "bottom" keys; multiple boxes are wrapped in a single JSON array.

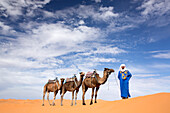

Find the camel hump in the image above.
[
  {"left": 48, "top": 79, "right": 58, "bottom": 84},
  {"left": 47, "top": 77, "right": 58, "bottom": 84},
  {"left": 66, "top": 75, "right": 77, "bottom": 83},
  {"left": 85, "top": 72, "right": 95, "bottom": 78}
]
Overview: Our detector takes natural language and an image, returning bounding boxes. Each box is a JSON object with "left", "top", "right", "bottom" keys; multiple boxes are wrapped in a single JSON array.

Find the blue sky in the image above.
[{"left": 0, "top": 0, "right": 170, "bottom": 100}]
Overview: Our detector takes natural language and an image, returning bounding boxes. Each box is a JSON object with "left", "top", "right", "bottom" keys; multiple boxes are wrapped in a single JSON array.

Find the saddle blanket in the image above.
[
  {"left": 66, "top": 77, "right": 75, "bottom": 82},
  {"left": 48, "top": 79, "right": 57, "bottom": 84},
  {"left": 86, "top": 72, "right": 95, "bottom": 78}
]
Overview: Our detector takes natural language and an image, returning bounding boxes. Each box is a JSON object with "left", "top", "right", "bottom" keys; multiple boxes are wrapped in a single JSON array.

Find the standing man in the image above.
[{"left": 118, "top": 64, "right": 132, "bottom": 99}]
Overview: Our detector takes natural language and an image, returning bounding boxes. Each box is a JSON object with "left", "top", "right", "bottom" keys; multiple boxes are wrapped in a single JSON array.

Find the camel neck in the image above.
[
  {"left": 58, "top": 81, "right": 64, "bottom": 89},
  {"left": 96, "top": 71, "right": 108, "bottom": 84},
  {"left": 76, "top": 76, "right": 84, "bottom": 87}
]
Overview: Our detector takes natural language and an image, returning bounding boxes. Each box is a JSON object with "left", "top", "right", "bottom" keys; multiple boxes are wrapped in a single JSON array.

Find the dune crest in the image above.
[{"left": 0, "top": 92, "right": 169, "bottom": 113}]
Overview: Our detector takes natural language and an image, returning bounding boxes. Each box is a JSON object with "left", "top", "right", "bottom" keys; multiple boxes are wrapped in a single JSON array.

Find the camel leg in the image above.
[
  {"left": 75, "top": 89, "right": 79, "bottom": 105},
  {"left": 90, "top": 87, "right": 95, "bottom": 105},
  {"left": 52, "top": 90, "right": 58, "bottom": 106},
  {"left": 42, "top": 90, "right": 46, "bottom": 106},
  {"left": 47, "top": 92, "right": 52, "bottom": 106},
  {"left": 61, "top": 88, "right": 66, "bottom": 106},
  {"left": 71, "top": 91, "right": 74, "bottom": 106},
  {"left": 95, "top": 87, "right": 100, "bottom": 103},
  {"left": 82, "top": 85, "right": 88, "bottom": 105}
]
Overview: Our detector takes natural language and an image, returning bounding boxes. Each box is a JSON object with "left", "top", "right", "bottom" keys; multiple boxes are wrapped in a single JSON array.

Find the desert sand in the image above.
[{"left": 0, "top": 92, "right": 169, "bottom": 113}]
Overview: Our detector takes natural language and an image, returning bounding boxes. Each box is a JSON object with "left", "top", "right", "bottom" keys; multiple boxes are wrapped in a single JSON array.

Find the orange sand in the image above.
[{"left": 0, "top": 93, "right": 169, "bottom": 113}]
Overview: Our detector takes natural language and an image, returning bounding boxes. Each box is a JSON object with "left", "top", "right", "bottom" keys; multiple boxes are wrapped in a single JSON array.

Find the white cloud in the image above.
[
  {"left": 0, "top": 68, "right": 47, "bottom": 87},
  {"left": 0, "top": 21, "right": 16, "bottom": 35},
  {"left": 152, "top": 52, "right": 170, "bottom": 59},
  {"left": 134, "top": 74, "right": 160, "bottom": 77},
  {"left": 0, "top": 0, "right": 51, "bottom": 17},
  {"left": 106, "top": 22, "right": 136, "bottom": 33},
  {"left": 1, "top": 22, "right": 101, "bottom": 60},
  {"left": 74, "top": 56, "right": 119, "bottom": 72},
  {"left": 0, "top": 21, "right": 11, "bottom": 31},
  {"left": 129, "top": 75, "right": 170, "bottom": 97},
  {"left": 93, "top": 6, "right": 119, "bottom": 21},
  {"left": 54, "top": 5, "right": 119, "bottom": 22},
  {"left": 0, "top": 57, "right": 48, "bottom": 69},
  {"left": 41, "top": 10, "right": 54, "bottom": 18},
  {"left": 127, "top": 65, "right": 152, "bottom": 74},
  {"left": 134, "top": 0, "right": 170, "bottom": 27},
  {"left": 151, "top": 64, "right": 170, "bottom": 68},
  {"left": 73, "top": 46, "right": 127, "bottom": 56},
  {"left": 78, "top": 20, "right": 85, "bottom": 25},
  {"left": 0, "top": 22, "right": 111, "bottom": 79},
  {"left": 94, "top": 0, "right": 102, "bottom": 3},
  {"left": 94, "top": 46, "right": 127, "bottom": 54},
  {"left": 137, "top": 0, "right": 170, "bottom": 16},
  {"left": 92, "top": 57, "right": 118, "bottom": 63}
]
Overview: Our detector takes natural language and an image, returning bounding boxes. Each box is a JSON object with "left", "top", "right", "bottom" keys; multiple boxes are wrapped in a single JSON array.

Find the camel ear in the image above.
[{"left": 104, "top": 68, "right": 109, "bottom": 70}]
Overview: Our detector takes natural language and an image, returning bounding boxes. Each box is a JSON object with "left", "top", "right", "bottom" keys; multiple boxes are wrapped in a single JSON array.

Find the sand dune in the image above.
[{"left": 0, "top": 92, "right": 169, "bottom": 113}]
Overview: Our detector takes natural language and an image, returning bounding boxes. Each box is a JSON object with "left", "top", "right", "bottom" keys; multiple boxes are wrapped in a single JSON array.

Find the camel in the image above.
[
  {"left": 42, "top": 78, "right": 65, "bottom": 106},
  {"left": 61, "top": 72, "right": 85, "bottom": 106},
  {"left": 82, "top": 68, "right": 114, "bottom": 105}
]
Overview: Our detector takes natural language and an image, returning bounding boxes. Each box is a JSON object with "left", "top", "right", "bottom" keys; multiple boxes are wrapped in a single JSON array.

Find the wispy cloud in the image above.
[
  {"left": 92, "top": 0, "right": 102, "bottom": 3},
  {"left": 134, "top": 74, "right": 160, "bottom": 77},
  {"left": 53, "top": 5, "right": 119, "bottom": 23},
  {"left": 150, "top": 50, "right": 170, "bottom": 59},
  {"left": 0, "top": 21, "right": 16, "bottom": 35},
  {"left": 0, "top": 22, "right": 103, "bottom": 70},
  {"left": 151, "top": 64, "right": 170, "bottom": 68},
  {"left": 137, "top": 0, "right": 170, "bottom": 16},
  {"left": 137, "top": 0, "right": 170, "bottom": 26},
  {"left": 130, "top": 75, "right": 170, "bottom": 97},
  {"left": 152, "top": 52, "right": 170, "bottom": 59},
  {"left": 0, "top": 0, "right": 51, "bottom": 17}
]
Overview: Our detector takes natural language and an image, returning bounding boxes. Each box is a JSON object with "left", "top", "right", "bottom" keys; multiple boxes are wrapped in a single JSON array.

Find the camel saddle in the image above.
[
  {"left": 66, "top": 76, "right": 76, "bottom": 83},
  {"left": 85, "top": 72, "right": 95, "bottom": 78},
  {"left": 48, "top": 80, "right": 58, "bottom": 84},
  {"left": 48, "top": 77, "right": 58, "bottom": 84}
]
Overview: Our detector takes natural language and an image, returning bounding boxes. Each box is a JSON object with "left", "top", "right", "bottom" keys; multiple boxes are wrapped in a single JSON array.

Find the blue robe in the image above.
[{"left": 118, "top": 70, "right": 132, "bottom": 98}]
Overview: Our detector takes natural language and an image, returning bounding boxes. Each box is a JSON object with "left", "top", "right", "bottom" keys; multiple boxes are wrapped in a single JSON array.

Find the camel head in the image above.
[
  {"left": 79, "top": 72, "right": 85, "bottom": 77},
  {"left": 60, "top": 78, "right": 65, "bottom": 83},
  {"left": 104, "top": 68, "right": 115, "bottom": 77}
]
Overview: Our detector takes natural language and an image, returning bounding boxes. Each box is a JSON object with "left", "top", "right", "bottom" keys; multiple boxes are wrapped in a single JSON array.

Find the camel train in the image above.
[{"left": 42, "top": 68, "right": 114, "bottom": 106}]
